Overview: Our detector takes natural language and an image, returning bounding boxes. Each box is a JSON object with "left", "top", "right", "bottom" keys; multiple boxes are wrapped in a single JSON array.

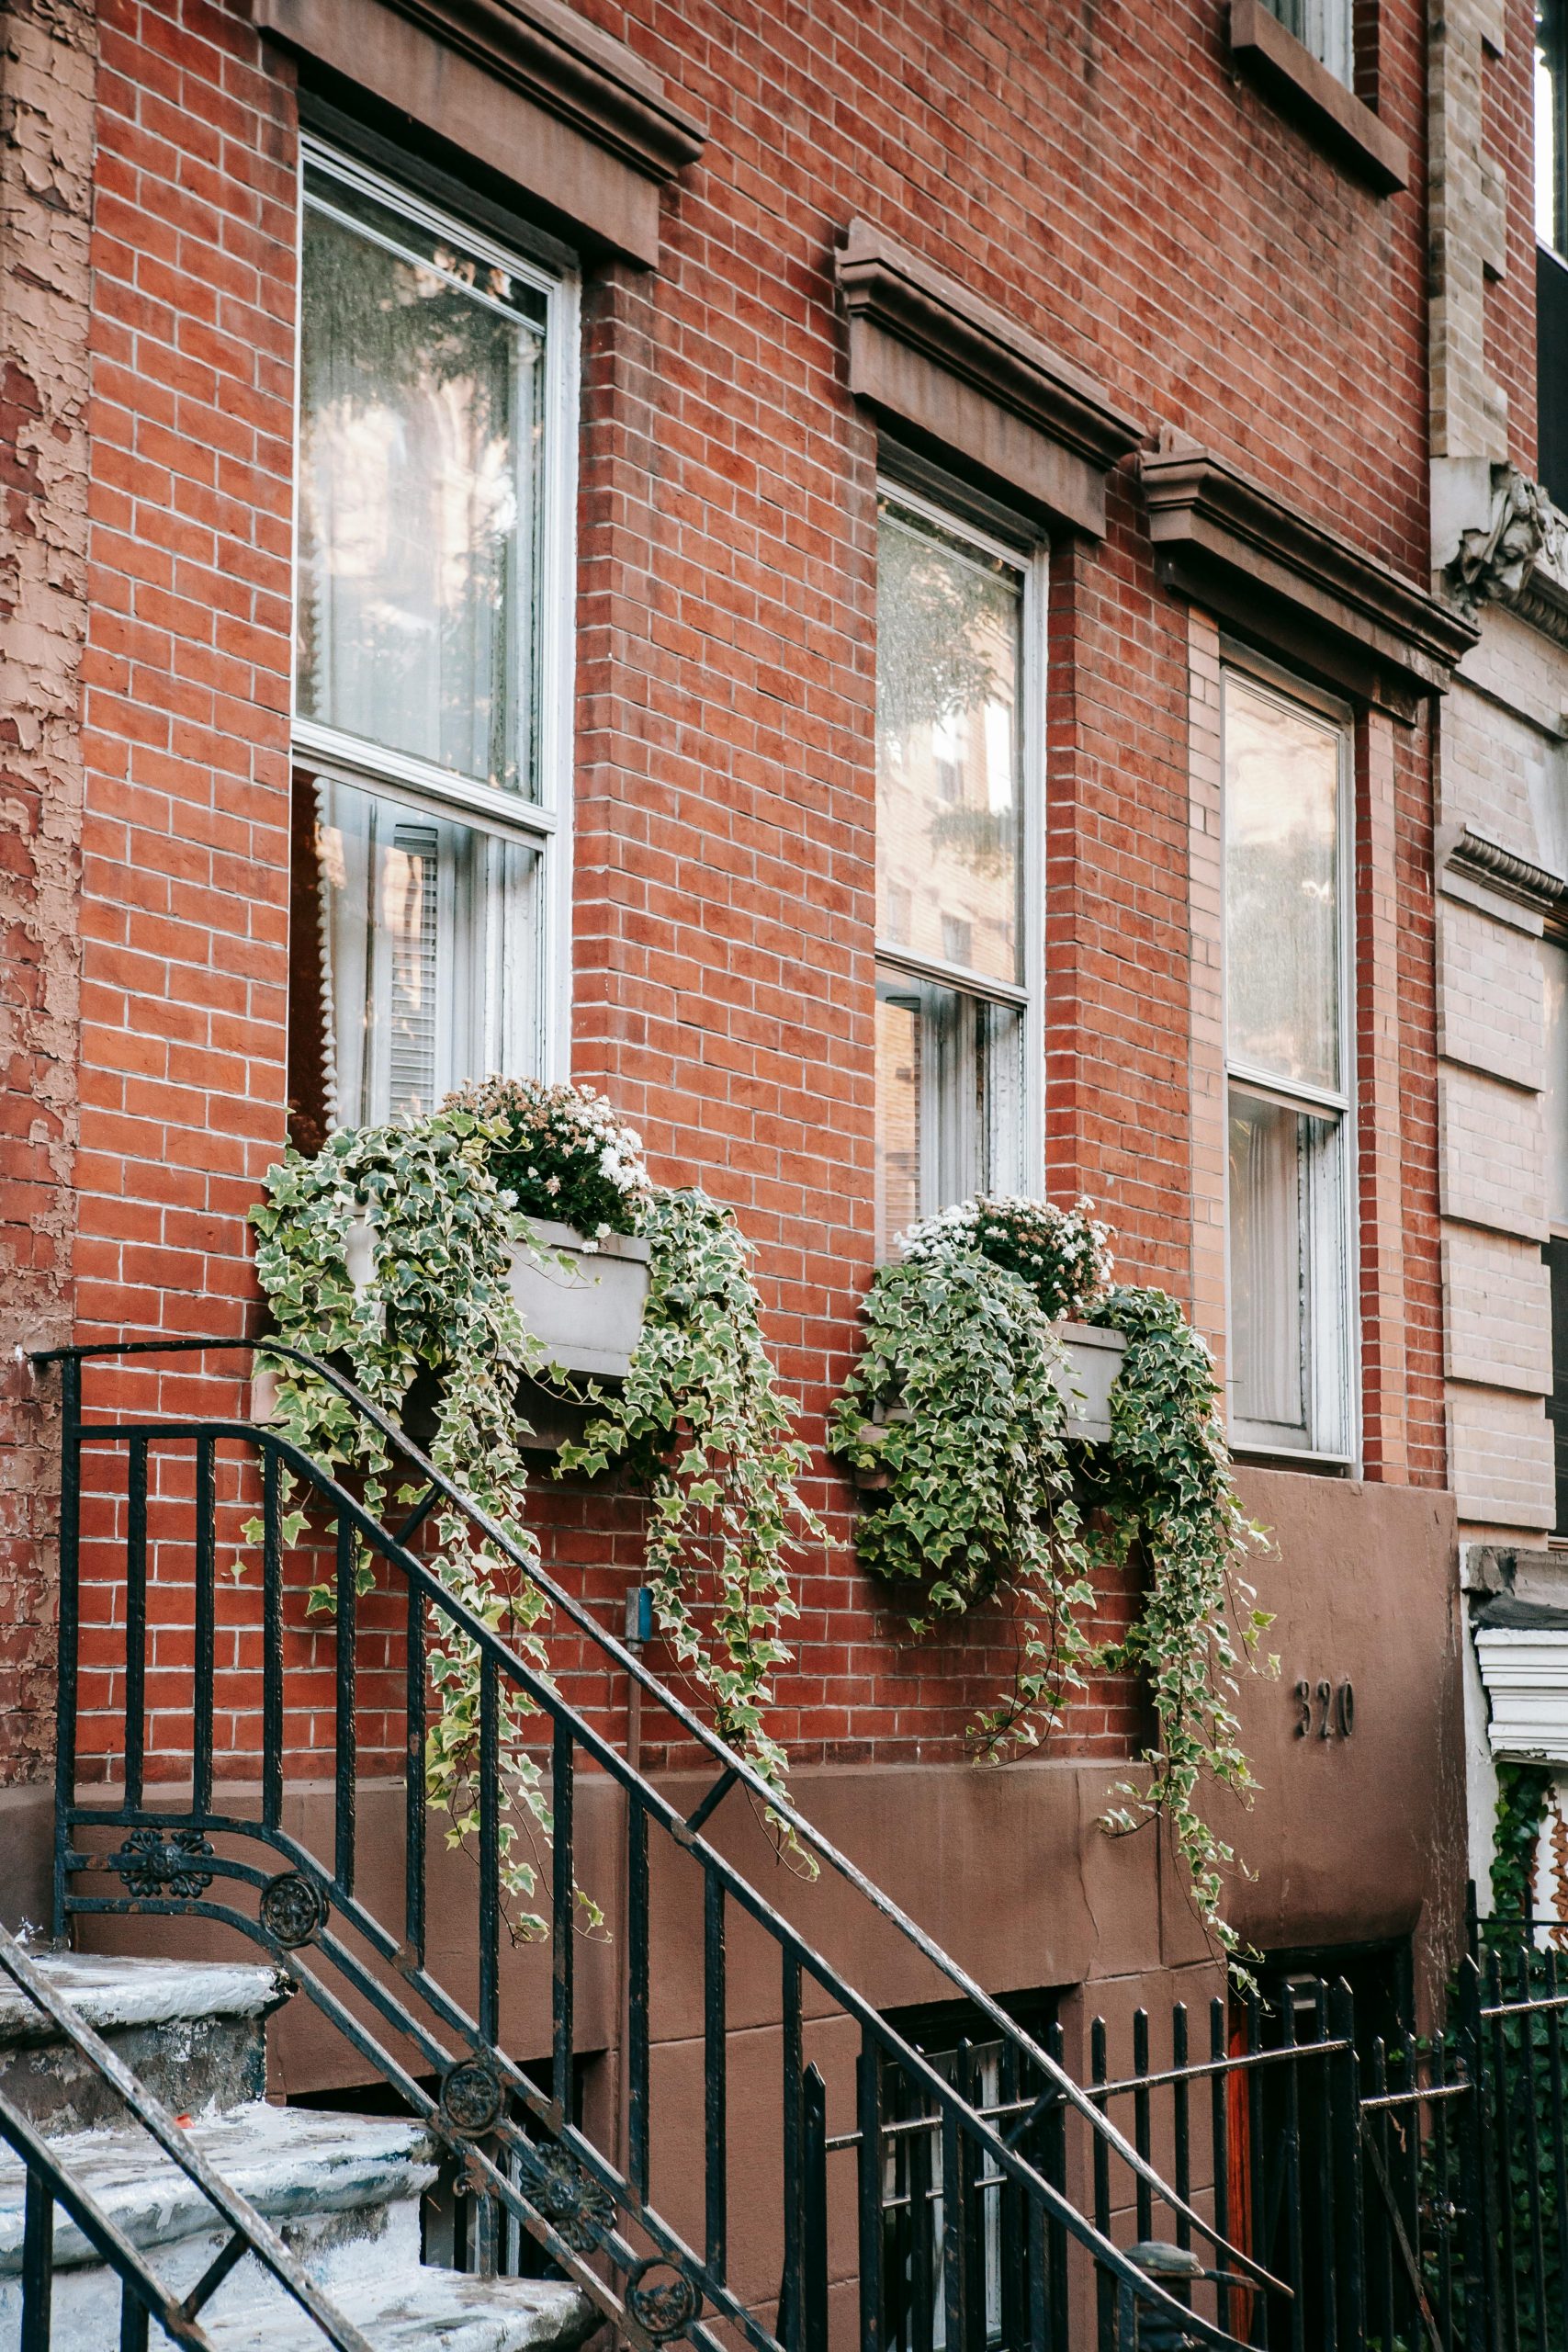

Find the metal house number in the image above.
[{"left": 1293, "top": 1679, "right": 1355, "bottom": 1739}]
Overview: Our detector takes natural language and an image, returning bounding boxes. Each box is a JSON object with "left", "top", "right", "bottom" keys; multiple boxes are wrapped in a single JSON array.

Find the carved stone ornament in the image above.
[
  {"left": 625, "top": 2256, "right": 703, "bottom": 2341},
  {"left": 438, "top": 2057, "right": 505, "bottom": 2138},
  {"left": 1449, "top": 464, "right": 1568, "bottom": 617},
  {"left": 109, "top": 1827, "right": 215, "bottom": 1900},
  {"left": 257, "top": 1870, "right": 328, "bottom": 1949},
  {"left": 519, "top": 2139, "right": 616, "bottom": 2251}
]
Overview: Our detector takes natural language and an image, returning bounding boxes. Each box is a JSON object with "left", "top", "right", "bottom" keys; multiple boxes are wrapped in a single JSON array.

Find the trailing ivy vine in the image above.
[
  {"left": 828, "top": 1250, "right": 1098, "bottom": 1754},
  {"left": 558, "top": 1190, "right": 822, "bottom": 1795},
  {"left": 1492, "top": 1758, "right": 1555, "bottom": 1920},
  {"left": 249, "top": 1089, "right": 821, "bottom": 1921},
  {"left": 248, "top": 1109, "right": 567, "bottom": 1935},
  {"left": 1086, "top": 1284, "right": 1272, "bottom": 1959},
  {"left": 830, "top": 1195, "right": 1271, "bottom": 1962}
]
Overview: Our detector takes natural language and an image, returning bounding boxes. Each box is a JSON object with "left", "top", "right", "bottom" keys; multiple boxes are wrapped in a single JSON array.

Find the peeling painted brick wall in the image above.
[{"left": 0, "top": 0, "right": 96, "bottom": 1787}]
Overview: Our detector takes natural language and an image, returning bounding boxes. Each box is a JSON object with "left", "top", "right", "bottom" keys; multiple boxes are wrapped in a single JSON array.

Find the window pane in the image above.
[
  {"left": 300, "top": 775, "right": 540, "bottom": 1132},
  {"left": 875, "top": 971, "right": 1023, "bottom": 1255},
  {"left": 876, "top": 501, "right": 1024, "bottom": 990},
  {"left": 298, "top": 165, "right": 547, "bottom": 797},
  {"left": 1227, "top": 1088, "right": 1349, "bottom": 1453},
  {"left": 1224, "top": 672, "right": 1344, "bottom": 1093}
]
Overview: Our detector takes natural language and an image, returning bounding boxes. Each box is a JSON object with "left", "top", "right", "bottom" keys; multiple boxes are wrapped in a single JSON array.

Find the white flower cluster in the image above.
[
  {"left": 443, "top": 1075, "right": 655, "bottom": 1239},
  {"left": 898, "top": 1192, "right": 1113, "bottom": 1316}
]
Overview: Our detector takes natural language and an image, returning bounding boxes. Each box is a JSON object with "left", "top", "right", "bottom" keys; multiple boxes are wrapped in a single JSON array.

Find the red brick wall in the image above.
[
  {"left": 63, "top": 0, "right": 1446, "bottom": 1779},
  {"left": 79, "top": 0, "right": 296, "bottom": 1363}
]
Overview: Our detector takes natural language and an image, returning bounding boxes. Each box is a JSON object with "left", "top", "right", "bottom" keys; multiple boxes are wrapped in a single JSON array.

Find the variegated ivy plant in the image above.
[
  {"left": 247, "top": 1090, "right": 820, "bottom": 1934},
  {"left": 830, "top": 1195, "right": 1273, "bottom": 1964}
]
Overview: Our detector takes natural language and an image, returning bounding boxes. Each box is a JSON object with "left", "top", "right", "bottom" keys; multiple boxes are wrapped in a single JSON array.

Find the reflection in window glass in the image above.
[
  {"left": 297, "top": 167, "right": 547, "bottom": 797},
  {"left": 298, "top": 774, "right": 540, "bottom": 1132},
  {"left": 876, "top": 505, "right": 1022, "bottom": 989},
  {"left": 874, "top": 493, "right": 1032, "bottom": 1255},
  {"left": 1224, "top": 673, "right": 1342, "bottom": 1093}
]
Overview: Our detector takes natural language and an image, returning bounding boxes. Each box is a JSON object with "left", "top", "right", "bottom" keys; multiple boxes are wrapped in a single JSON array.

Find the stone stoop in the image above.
[{"left": 0, "top": 1952, "right": 597, "bottom": 2351}]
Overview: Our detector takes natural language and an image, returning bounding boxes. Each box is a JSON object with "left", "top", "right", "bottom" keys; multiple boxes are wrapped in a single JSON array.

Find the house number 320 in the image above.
[{"left": 1293, "top": 1679, "right": 1355, "bottom": 1739}]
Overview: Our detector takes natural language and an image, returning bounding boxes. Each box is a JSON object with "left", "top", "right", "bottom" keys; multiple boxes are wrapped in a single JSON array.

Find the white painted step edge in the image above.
[
  {"left": 201, "top": 2267, "right": 600, "bottom": 2352},
  {"left": 0, "top": 2104, "right": 438, "bottom": 2273},
  {"left": 0, "top": 1954, "right": 290, "bottom": 2049}
]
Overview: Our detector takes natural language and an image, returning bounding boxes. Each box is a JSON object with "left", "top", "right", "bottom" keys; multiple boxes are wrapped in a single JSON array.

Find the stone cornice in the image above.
[
  {"left": 257, "top": 0, "right": 704, "bottom": 265},
  {"left": 1512, "top": 560, "right": 1568, "bottom": 650},
  {"left": 834, "top": 221, "right": 1145, "bottom": 536},
  {"left": 1442, "top": 823, "right": 1568, "bottom": 915},
  {"left": 1140, "top": 435, "right": 1479, "bottom": 707}
]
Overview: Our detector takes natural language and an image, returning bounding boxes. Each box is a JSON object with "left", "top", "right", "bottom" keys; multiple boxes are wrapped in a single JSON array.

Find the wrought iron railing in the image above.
[
  {"left": 0, "top": 1920, "right": 372, "bottom": 2351},
  {"left": 33, "top": 1335, "right": 1283, "bottom": 2352}
]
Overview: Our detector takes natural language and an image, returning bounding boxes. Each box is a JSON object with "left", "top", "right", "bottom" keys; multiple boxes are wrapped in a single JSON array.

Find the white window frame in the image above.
[
  {"left": 290, "top": 136, "right": 580, "bottom": 1100},
  {"left": 874, "top": 476, "right": 1047, "bottom": 1246},
  {"left": 1220, "top": 649, "right": 1360, "bottom": 1465}
]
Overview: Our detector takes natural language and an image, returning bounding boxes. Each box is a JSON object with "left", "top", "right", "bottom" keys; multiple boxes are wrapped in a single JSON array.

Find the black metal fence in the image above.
[{"left": 841, "top": 1907, "right": 1568, "bottom": 2352}]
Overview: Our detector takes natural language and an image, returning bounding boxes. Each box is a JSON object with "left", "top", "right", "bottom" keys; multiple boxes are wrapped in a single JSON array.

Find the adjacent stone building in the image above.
[{"left": 1428, "top": 0, "right": 1568, "bottom": 1907}]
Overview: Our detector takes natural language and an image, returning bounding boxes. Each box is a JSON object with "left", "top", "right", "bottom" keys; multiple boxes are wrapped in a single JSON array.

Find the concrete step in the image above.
[
  {"left": 0, "top": 1951, "right": 289, "bottom": 2133},
  {"left": 0, "top": 2101, "right": 437, "bottom": 2340},
  {"left": 202, "top": 2267, "right": 600, "bottom": 2350}
]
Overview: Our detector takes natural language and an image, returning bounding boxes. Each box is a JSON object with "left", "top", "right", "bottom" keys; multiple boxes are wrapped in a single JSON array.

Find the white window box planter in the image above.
[
  {"left": 848, "top": 1319, "right": 1127, "bottom": 1491},
  {"left": 251, "top": 1216, "right": 651, "bottom": 1424},
  {"left": 505, "top": 1220, "right": 651, "bottom": 1380}
]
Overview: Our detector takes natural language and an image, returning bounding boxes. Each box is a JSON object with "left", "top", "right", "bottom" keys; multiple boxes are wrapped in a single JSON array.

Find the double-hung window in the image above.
[
  {"left": 874, "top": 484, "right": 1043, "bottom": 1256},
  {"left": 1224, "top": 663, "right": 1356, "bottom": 1459},
  {"left": 288, "top": 141, "right": 576, "bottom": 1146}
]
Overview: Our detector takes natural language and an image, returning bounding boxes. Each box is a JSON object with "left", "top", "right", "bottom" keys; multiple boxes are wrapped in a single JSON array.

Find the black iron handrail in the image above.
[
  {"left": 36, "top": 1333, "right": 1283, "bottom": 2350},
  {"left": 0, "top": 1922, "right": 373, "bottom": 2352}
]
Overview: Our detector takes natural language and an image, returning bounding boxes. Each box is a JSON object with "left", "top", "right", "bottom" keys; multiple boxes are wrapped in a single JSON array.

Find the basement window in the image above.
[{"left": 288, "top": 141, "right": 576, "bottom": 1150}]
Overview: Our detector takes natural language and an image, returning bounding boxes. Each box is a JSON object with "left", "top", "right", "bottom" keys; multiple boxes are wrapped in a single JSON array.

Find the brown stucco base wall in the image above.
[
  {"left": 0, "top": 1783, "right": 53, "bottom": 1931},
  {"left": 1223, "top": 1467, "right": 1465, "bottom": 2015}
]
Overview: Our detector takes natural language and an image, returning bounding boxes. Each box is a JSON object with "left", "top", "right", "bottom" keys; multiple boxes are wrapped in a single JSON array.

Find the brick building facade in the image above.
[{"left": 0, "top": 0, "right": 1508, "bottom": 2329}]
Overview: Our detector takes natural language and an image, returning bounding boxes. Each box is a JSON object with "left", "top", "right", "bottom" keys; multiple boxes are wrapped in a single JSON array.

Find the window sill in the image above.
[
  {"left": 1227, "top": 0, "right": 1408, "bottom": 196},
  {"left": 1230, "top": 1442, "right": 1357, "bottom": 1477}
]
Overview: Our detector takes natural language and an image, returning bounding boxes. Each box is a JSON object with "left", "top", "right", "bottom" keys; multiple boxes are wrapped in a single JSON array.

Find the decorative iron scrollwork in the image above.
[
  {"left": 519, "top": 2140, "right": 615, "bottom": 2252},
  {"left": 626, "top": 2256, "right": 702, "bottom": 2341},
  {"left": 438, "top": 2057, "right": 504, "bottom": 2138},
  {"left": 258, "top": 1871, "right": 327, "bottom": 1949},
  {"left": 108, "top": 1827, "right": 214, "bottom": 1900}
]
